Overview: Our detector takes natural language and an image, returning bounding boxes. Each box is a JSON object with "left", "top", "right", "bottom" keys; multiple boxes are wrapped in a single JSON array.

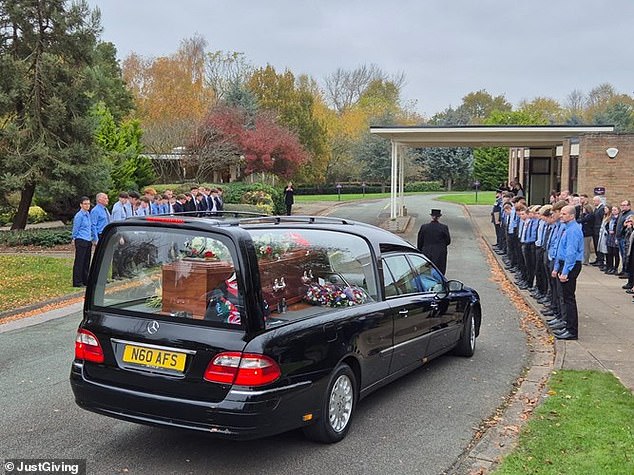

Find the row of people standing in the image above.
[
  {"left": 110, "top": 186, "right": 224, "bottom": 221},
  {"left": 493, "top": 193, "right": 583, "bottom": 340},
  {"left": 71, "top": 186, "right": 225, "bottom": 287}
]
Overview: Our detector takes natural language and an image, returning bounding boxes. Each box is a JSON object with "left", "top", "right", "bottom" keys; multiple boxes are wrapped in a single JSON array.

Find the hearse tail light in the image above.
[
  {"left": 75, "top": 329, "right": 104, "bottom": 363},
  {"left": 204, "top": 352, "right": 281, "bottom": 387}
]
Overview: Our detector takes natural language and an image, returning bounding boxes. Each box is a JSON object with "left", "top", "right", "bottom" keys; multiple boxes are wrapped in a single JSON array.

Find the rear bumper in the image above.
[{"left": 70, "top": 361, "right": 323, "bottom": 440}]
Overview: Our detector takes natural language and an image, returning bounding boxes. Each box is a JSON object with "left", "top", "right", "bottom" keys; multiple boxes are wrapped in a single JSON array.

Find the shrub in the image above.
[
  {"left": 0, "top": 227, "right": 72, "bottom": 247},
  {"left": 28, "top": 206, "right": 49, "bottom": 224},
  {"left": 223, "top": 183, "right": 284, "bottom": 215},
  {"left": 403, "top": 181, "right": 444, "bottom": 192}
]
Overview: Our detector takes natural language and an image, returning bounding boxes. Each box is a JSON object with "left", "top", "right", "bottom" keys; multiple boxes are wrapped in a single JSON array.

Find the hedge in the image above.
[
  {"left": 295, "top": 181, "right": 444, "bottom": 195},
  {"left": 0, "top": 227, "right": 72, "bottom": 247}
]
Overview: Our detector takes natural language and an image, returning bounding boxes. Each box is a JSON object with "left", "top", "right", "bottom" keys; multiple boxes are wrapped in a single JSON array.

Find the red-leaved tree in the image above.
[{"left": 190, "top": 105, "right": 307, "bottom": 180}]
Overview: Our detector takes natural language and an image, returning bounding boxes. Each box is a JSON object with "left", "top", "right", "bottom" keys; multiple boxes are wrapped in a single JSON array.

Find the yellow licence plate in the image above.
[{"left": 122, "top": 345, "right": 187, "bottom": 372}]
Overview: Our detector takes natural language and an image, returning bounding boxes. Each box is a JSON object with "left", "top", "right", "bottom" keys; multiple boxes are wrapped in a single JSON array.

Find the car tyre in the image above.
[
  {"left": 453, "top": 307, "right": 476, "bottom": 357},
  {"left": 303, "top": 363, "right": 356, "bottom": 443}
]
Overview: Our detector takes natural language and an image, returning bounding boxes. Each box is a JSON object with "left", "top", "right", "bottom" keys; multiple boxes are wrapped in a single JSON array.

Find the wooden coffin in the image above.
[{"left": 162, "top": 259, "right": 234, "bottom": 318}]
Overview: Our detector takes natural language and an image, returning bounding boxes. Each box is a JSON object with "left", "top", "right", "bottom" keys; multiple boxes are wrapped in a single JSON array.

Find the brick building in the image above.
[{"left": 510, "top": 133, "right": 634, "bottom": 205}]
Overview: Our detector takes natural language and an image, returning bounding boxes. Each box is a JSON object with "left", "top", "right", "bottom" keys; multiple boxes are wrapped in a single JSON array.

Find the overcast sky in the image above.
[{"left": 86, "top": 0, "right": 634, "bottom": 118}]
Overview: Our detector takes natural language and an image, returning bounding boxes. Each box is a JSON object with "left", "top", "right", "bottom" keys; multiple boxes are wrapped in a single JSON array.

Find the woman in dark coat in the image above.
[
  {"left": 284, "top": 182, "right": 295, "bottom": 216},
  {"left": 417, "top": 209, "right": 451, "bottom": 275}
]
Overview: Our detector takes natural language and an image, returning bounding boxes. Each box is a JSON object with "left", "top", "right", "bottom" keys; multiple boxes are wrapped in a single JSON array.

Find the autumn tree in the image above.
[
  {"left": 188, "top": 105, "right": 242, "bottom": 182},
  {"left": 247, "top": 65, "right": 328, "bottom": 182},
  {"left": 191, "top": 105, "right": 307, "bottom": 180},
  {"left": 123, "top": 35, "right": 215, "bottom": 153},
  {"left": 518, "top": 97, "right": 565, "bottom": 124},
  {"left": 459, "top": 89, "right": 512, "bottom": 124},
  {"left": 205, "top": 50, "right": 253, "bottom": 101},
  {"left": 0, "top": 0, "right": 131, "bottom": 229},
  {"left": 323, "top": 64, "right": 405, "bottom": 114}
]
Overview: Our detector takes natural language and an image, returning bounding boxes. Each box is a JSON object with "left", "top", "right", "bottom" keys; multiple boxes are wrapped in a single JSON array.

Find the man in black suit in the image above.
[
  {"left": 590, "top": 195, "right": 605, "bottom": 266},
  {"left": 173, "top": 194, "right": 186, "bottom": 214},
  {"left": 417, "top": 209, "right": 451, "bottom": 275}
]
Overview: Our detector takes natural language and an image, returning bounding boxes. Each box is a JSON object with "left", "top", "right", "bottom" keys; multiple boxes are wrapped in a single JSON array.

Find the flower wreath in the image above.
[
  {"left": 304, "top": 283, "right": 369, "bottom": 307},
  {"left": 182, "top": 237, "right": 230, "bottom": 260}
]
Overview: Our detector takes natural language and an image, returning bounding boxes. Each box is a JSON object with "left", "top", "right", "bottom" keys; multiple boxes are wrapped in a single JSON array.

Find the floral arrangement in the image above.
[
  {"left": 182, "top": 237, "right": 230, "bottom": 260},
  {"left": 304, "top": 283, "right": 368, "bottom": 307},
  {"left": 253, "top": 233, "right": 296, "bottom": 260}
]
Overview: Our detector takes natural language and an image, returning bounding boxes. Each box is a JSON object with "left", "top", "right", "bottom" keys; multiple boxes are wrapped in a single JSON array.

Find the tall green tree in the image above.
[
  {"left": 0, "top": 0, "right": 130, "bottom": 229},
  {"left": 93, "top": 103, "right": 155, "bottom": 195},
  {"left": 416, "top": 147, "right": 473, "bottom": 191}
]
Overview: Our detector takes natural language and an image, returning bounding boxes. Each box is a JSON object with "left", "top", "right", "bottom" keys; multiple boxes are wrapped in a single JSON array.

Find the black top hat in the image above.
[{"left": 430, "top": 209, "right": 442, "bottom": 217}]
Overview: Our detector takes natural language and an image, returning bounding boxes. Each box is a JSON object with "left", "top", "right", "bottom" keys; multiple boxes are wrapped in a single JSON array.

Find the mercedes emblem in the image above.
[{"left": 147, "top": 320, "right": 160, "bottom": 335}]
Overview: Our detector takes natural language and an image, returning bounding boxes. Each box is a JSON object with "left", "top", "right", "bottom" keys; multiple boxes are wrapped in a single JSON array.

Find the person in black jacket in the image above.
[
  {"left": 576, "top": 194, "right": 595, "bottom": 265},
  {"left": 590, "top": 195, "right": 606, "bottom": 266},
  {"left": 284, "top": 182, "right": 295, "bottom": 216},
  {"left": 417, "top": 209, "right": 451, "bottom": 275}
]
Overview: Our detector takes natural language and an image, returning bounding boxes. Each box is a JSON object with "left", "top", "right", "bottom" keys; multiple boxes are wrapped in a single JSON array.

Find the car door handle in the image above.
[{"left": 399, "top": 309, "right": 409, "bottom": 316}]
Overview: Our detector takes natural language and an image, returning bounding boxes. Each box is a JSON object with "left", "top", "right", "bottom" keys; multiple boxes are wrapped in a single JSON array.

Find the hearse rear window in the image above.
[
  {"left": 246, "top": 229, "right": 378, "bottom": 327},
  {"left": 92, "top": 227, "right": 243, "bottom": 327}
]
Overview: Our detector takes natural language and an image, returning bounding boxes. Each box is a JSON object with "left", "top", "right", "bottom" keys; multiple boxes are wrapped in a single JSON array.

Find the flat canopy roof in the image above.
[{"left": 370, "top": 125, "right": 615, "bottom": 147}]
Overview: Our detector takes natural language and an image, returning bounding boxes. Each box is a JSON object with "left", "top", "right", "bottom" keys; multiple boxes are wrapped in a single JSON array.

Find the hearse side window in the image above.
[
  {"left": 407, "top": 254, "right": 445, "bottom": 293},
  {"left": 246, "top": 229, "right": 377, "bottom": 327},
  {"left": 382, "top": 255, "right": 418, "bottom": 296},
  {"left": 92, "top": 228, "right": 244, "bottom": 327}
]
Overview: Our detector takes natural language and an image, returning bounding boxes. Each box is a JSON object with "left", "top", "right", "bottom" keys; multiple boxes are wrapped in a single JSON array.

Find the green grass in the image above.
[
  {"left": 494, "top": 370, "right": 634, "bottom": 475},
  {"left": 0, "top": 255, "right": 76, "bottom": 312},
  {"left": 295, "top": 191, "right": 433, "bottom": 202},
  {"left": 436, "top": 191, "right": 496, "bottom": 205}
]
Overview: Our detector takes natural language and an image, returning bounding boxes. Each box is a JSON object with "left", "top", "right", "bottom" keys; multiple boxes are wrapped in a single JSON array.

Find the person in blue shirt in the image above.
[
  {"left": 71, "top": 196, "right": 93, "bottom": 287},
  {"left": 542, "top": 200, "right": 567, "bottom": 321},
  {"left": 111, "top": 192, "right": 129, "bottom": 222},
  {"left": 90, "top": 192, "right": 111, "bottom": 243},
  {"left": 551, "top": 205, "right": 584, "bottom": 340}
]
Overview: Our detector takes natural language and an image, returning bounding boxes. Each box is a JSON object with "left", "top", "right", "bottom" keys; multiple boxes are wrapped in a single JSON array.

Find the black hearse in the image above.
[{"left": 71, "top": 214, "right": 481, "bottom": 443}]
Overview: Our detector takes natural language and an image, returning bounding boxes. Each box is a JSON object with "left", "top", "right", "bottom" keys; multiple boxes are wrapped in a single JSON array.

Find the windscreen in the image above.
[{"left": 91, "top": 227, "right": 243, "bottom": 327}]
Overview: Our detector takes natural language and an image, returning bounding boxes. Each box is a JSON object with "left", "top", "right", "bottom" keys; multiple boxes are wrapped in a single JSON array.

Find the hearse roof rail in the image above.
[{"left": 238, "top": 215, "right": 353, "bottom": 226}]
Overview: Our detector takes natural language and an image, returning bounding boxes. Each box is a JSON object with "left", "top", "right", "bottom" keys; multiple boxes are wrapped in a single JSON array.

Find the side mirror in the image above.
[{"left": 447, "top": 280, "right": 464, "bottom": 292}]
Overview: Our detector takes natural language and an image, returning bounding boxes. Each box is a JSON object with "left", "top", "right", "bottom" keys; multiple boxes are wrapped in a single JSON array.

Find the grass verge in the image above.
[
  {"left": 295, "top": 191, "right": 426, "bottom": 202},
  {"left": 0, "top": 255, "right": 75, "bottom": 313},
  {"left": 436, "top": 191, "right": 496, "bottom": 205},
  {"left": 494, "top": 370, "right": 634, "bottom": 474}
]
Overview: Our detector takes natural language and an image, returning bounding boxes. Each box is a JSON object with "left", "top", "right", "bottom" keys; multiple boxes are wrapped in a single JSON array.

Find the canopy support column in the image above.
[
  {"left": 398, "top": 145, "right": 405, "bottom": 217},
  {"left": 390, "top": 140, "right": 398, "bottom": 219}
]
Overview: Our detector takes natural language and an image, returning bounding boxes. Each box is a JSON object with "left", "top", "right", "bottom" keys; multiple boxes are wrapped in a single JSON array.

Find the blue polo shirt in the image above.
[
  {"left": 72, "top": 209, "right": 93, "bottom": 241},
  {"left": 90, "top": 203, "right": 110, "bottom": 240},
  {"left": 554, "top": 220, "right": 584, "bottom": 275}
]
